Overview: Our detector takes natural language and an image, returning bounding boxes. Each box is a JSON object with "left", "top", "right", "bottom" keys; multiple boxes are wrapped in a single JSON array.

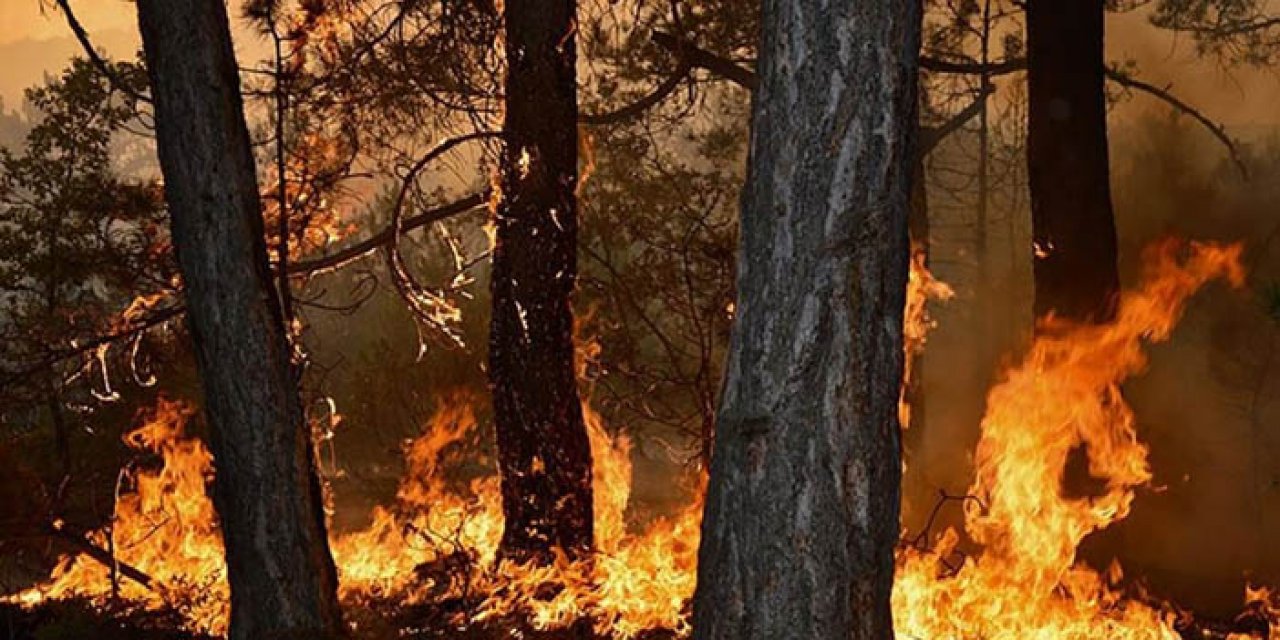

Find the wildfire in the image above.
[
  {"left": 894, "top": 240, "right": 1255, "bottom": 639},
  {"left": 10, "top": 239, "right": 1278, "bottom": 639},
  {"left": 18, "top": 399, "right": 229, "bottom": 636},
  {"left": 901, "top": 243, "right": 955, "bottom": 430},
  {"left": 333, "top": 391, "right": 701, "bottom": 637},
  {"left": 14, "top": 390, "right": 698, "bottom": 637}
]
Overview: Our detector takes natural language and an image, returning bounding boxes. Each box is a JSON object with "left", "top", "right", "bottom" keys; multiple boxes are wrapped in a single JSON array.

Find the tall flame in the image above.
[
  {"left": 10, "top": 239, "right": 1276, "bottom": 639},
  {"left": 22, "top": 399, "right": 229, "bottom": 635},
  {"left": 894, "top": 240, "right": 1249, "bottom": 639}
]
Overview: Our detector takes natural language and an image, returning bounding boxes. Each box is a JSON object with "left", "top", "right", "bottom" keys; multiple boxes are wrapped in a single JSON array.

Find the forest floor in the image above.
[
  {"left": 4, "top": 598, "right": 1273, "bottom": 639},
  {"left": 0, "top": 599, "right": 685, "bottom": 640}
]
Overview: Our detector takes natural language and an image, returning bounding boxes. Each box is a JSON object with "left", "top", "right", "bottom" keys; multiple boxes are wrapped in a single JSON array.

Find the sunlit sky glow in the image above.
[{"left": 0, "top": 0, "right": 1278, "bottom": 129}]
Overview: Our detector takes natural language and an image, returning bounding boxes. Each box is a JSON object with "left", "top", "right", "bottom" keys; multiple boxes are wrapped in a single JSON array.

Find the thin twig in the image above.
[
  {"left": 1105, "top": 66, "right": 1249, "bottom": 178},
  {"left": 53, "top": 0, "right": 152, "bottom": 105}
]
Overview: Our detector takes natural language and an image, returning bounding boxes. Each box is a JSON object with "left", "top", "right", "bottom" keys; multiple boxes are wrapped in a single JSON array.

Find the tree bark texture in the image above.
[
  {"left": 1026, "top": 0, "right": 1120, "bottom": 323},
  {"left": 134, "top": 2, "right": 344, "bottom": 637},
  {"left": 691, "top": 1, "right": 921, "bottom": 639},
  {"left": 490, "top": 0, "right": 594, "bottom": 560}
]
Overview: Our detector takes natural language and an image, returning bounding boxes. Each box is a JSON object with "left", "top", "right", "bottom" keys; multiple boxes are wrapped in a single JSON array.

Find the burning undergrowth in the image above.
[
  {"left": 8, "top": 391, "right": 701, "bottom": 638},
  {"left": 6, "top": 240, "right": 1280, "bottom": 639},
  {"left": 895, "top": 240, "right": 1278, "bottom": 639}
]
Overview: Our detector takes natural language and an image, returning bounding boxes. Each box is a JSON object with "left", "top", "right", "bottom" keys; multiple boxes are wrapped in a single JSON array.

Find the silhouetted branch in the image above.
[
  {"left": 651, "top": 31, "right": 758, "bottom": 91},
  {"left": 1160, "top": 16, "right": 1280, "bottom": 37},
  {"left": 53, "top": 0, "right": 152, "bottom": 105},
  {"left": 580, "top": 57, "right": 694, "bottom": 125},
  {"left": 919, "top": 55, "right": 1026, "bottom": 76},
  {"left": 46, "top": 522, "right": 155, "bottom": 590},
  {"left": 0, "top": 306, "right": 183, "bottom": 393},
  {"left": 290, "top": 191, "right": 490, "bottom": 275},
  {"left": 0, "top": 188, "right": 491, "bottom": 392},
  {"left": 1104, "top": 66, "right": 1249, "bottom": 178},
  {"left": 919, "top": 84, "right": 995, "bottom": 155}
]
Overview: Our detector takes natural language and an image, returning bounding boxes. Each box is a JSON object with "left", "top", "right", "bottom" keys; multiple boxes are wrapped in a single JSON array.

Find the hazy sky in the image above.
[
  {"left": 0, "top": 1, "right": 1278, "bottom": 129},
  {"left": 0, "top": 1, "right": 135, "bottom": 43},
  {"left": 0, "top": 1, "right": 138, "bottom": 106}
]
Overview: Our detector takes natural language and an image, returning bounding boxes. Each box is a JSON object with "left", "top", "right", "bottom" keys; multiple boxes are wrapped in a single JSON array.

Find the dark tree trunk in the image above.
[
  {"left": 489, "top": 0, "right": 594, "bottom": 560},
  {"left": 909, "top": 146, "right": 930, "bottom": 251},
  {"left": 134, "top": 2, "right": 344, "bottom": 638},
  {"left": 691, "top": 1, "right": 921, "bottom": 638},
  {"left": 1026, "top": 0, "right": 1120, "bottom": 323},
  {"left": 47, "top": 382, "right": 71, "bottom": 483}
]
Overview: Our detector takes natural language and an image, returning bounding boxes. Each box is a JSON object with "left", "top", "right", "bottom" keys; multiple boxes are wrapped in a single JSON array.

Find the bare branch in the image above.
[
  {"left": 46, "top": 522, "right": 156, "bottom": 591},
  {"left": 919, "top": 84, "right": 995, "bottom": 156},
  {"left": 651, "top": 31, "right": 758, "bottom": 91},
  {"left": 919, "top": 55, "right": 1026, "bottom": 77},
  {"left": 0, "top": 190, "right": 492, "bottom": 392},
  {"left": 1104, "top": 66, "right": 1248, "bottom": 178},
  {"left": 382, "top": 132, "right": 503, "bottom": 346},
  {"left": 580, "top": 57, "right": 694, "bottom": 125},
  {"left": 53, "top": 0, "right": 152, "bottom": 105},
  {"left": 289, "top": 191, "right": 490, "bottom": 275}
]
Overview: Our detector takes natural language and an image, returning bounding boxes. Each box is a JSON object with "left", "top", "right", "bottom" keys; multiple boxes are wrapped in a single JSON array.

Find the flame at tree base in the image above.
[
  {"left": 9, "top": 394, "right": 701, "bottom": 638},
  {"left": 8, "top": 239, "right": 1280, "bottom": 639},
  {"left": 895, "top": 240, "right": 1266, "bottom": 639}
]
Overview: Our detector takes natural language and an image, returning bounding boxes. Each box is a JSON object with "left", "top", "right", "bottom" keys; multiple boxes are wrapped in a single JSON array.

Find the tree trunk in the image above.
[
  {"left": 691, "top": 1, "right": 921, "bottom": 638},
  {"left": 489, "top": 0, "right": 594, "bottom": 561},
  {"left": 47, "top": 381, "right": 71, "bottom": 483},
  {"left": 1026, "top": 0, "right": 1119, "bottom": 323},
  {"left": 134, "top": 2, "right": 344, "bottom": 638}
]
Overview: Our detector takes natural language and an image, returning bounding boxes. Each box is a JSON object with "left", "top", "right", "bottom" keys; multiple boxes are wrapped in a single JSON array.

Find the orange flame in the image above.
[
  {"left": 11, "top": 240, "right": 1276, "bottom": 640},
  {"left": 901, "top": 243, "right": 954, "bottom": 430},
  {"left": 894, "top": 240, "right": 1249, "bottom": 639},
  {"left": 14, "top": 399, "right": 229, "bottom": 635}
]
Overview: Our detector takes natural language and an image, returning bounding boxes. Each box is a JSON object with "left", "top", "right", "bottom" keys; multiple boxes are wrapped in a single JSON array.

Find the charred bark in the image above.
[
  {"left": 1026, "top": 0, "right": 1120, "bottom": 323},
  {"left": 691, "top": 1, "right": 921, "bottom": 638},
  {"left": 134, "top": 1, "right": 344, "bottom": 638},
  {"left": 47, "top": 382, "right": 71, "bottom": 484},
  {"left": 489, "top": 0, "right": 594, "bottom": 560}
]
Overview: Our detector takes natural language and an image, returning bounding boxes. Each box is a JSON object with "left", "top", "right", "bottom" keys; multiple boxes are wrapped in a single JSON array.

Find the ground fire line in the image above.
[{"left": 8, "top": 239, "right": 1277, "bottom": 639}]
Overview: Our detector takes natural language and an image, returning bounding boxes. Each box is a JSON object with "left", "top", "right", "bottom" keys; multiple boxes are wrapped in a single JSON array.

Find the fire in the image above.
[
  {"left": 15, "top": 399, "right": 229, "bottom": 635},
  {"left": 10, "top": 239, "right": 1277, "bottom": 639},
  {"left": 13, "top": 389, "right": 698, "bottom": 637},
  {"left": 893, "top": 240, "right": 1252, "bottom": 639},
  {"left": 901, "top": 243, "right": 954, "bottom": 430},
  {"left": 334, "top": 393, "right": 700, "bottom": 638}
]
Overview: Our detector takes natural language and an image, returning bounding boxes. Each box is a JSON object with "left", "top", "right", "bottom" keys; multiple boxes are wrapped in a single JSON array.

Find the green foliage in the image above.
[
  {"left": 1260, "top": 281, "right": 1280, "bottom": 323},
  {"left": 1152, "top": 0, "right": 1280, "bottom": 64},
  {"left": 0, "top": 58, "right": 171, "bottom": 403}
]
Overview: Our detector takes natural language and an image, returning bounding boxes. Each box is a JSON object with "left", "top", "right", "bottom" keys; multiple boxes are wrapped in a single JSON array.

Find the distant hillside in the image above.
[{"left": 0, "top": 27, "right": 138, "bottom": 106}]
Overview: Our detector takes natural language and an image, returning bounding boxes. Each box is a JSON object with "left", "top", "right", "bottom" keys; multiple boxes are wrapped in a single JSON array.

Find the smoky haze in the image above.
[{"left": 4, "top": 0, "right": 1280, "bottom": 622}]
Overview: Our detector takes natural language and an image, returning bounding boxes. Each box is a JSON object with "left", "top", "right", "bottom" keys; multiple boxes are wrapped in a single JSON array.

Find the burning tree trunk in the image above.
[
  {"left": 489, "top": 0, "right": 594, "bottom": 560},
  {"left": 1026, "top": 0, "right": 1120, "bottom": 323},
  {"left": 134, "top": 1, "right": 344, "bottom": 638},
  {"left": 691, "top": 1, "right": 921, "bottom": 638}
]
